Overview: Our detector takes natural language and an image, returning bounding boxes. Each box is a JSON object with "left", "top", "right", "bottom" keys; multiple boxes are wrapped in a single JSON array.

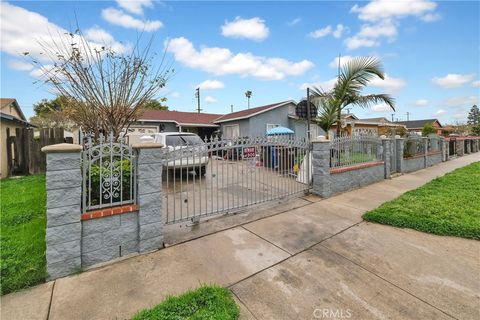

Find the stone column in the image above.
[
  {"left": 423, "top": 137, "right": 428, "bottom": 168},
  {"left": 396, "top": 138, "right": 405, "bottom": 173},
  {"left": 42, "top": 143, "right": 83, "bottom": 279},
  {"left": 311, "top": 137, "right": 331, "bottom": 198},
  {"left": 133, "top": 143, "right": 165, "bottom": 253},
  {"left": 381, "top": 138, "right": 391, "bottom": 179}
]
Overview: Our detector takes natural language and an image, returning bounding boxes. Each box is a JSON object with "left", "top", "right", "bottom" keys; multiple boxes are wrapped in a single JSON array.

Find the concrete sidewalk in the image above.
[{"left": 2, "top": 154, "right": 479, "bottom": 320}]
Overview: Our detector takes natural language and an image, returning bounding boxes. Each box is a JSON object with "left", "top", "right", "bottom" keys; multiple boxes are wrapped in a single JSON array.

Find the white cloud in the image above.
[
  {"left": 332, "top": 24, "right": 347, "bottom": 38},
  {"left": 328, "top": 55, "right": 358, "bottom": 69},
  {"left": 415, "top": 99, "right": 430, "bottom": 106},
  {"left": 442, "top": 96, "right": 478, "bottom": 108},
  {"left": 371, "top": 103, "right": 392, "bottom": 112},
  {"left": 432, "top": 73, "right": 476, "bottom": 89},
  {"left": 166, "top": 37, "right": 314, "bottom": 81},
  {"left": 435, "top": 109, "right": 446, "bottom": 116},
  {"left": 169, "top": 91, "right": 181, "bottom": 98},
  {"left": 309, "top": 26, "right": 332, "bottom": 38},
  {"left": 197, "top": 80, "right": 225, "bottom": 90},
  {"left": 309, "top": 24, "right": 346, "bottom": 39},
  {"left": 204, "top": 96, "right": 217, "bottom": 104},
  {"left": 472, "top": 80, "right": 480, "bottom": 88},
  {"left": 344, "top": 36, "right": 379, "bottom": 50},
  {"left": 351, "top": 0, "right": 437, "bottom": 22},
  {"left": 453, "top": 112, "right": 468, "bottom": 120},
  {"left": 102, "top": 7, "right": 163, "bottom": 31},
  {"left": 287, "top": 17, "right": 302, "bottom": 27},
  {"left": 369, "top": 74, "right": 406, "bottom": 93},
  {"left": 0, "top": 2, "right": 128, "bottom": 64},
  {"left": 84, "top": 26, "right": 130, "bottom": 54},
  {"left": 221, "top": 17, "right": 269, "bottom": 41},
  {"left": 300, "top": 78, "right": 337, "bottom": 91},
  {"left": 116, "top": 0, "right": 153, "bottom": 15},
  {"left": 421, "top": 13, "right": 441, "bottom": 22},
  {"left": 8, "top": 60, "right": 33, "bottom": 71}
]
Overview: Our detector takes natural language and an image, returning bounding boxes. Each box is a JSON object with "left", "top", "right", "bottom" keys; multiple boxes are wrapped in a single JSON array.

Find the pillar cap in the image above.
[
  {"left": 42, "top": 143, "right": 82, "bottom": 153},
  {"left": 312, "top": 136, "right": 329, "bottom": 143},
  {"left": 132, "top": 142, "right": 164, "bottom": 149}
]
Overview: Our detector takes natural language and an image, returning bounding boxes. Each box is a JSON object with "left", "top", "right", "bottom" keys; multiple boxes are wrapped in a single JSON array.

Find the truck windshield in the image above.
[{"left": 166, "top": 135, "right": 204, "bottom": 146}]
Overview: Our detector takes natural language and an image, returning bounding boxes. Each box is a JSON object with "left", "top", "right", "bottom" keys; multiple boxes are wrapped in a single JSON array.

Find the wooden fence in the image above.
[{"left": 6, "top": 128, "right": 66, "bottom": 176}]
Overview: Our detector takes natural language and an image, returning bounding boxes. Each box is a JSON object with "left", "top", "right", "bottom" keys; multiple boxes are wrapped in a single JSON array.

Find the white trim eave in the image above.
[
  {"left": 136, "top": 119, "right": 219, "bottom": 127},
  {"left": 214, "top": 100, "right": 296, "bottom": 124}
]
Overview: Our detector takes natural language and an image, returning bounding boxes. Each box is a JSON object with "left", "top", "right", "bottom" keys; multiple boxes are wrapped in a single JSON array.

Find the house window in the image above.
[
  {"left": 266, "top": 124, "right": 280, "bottom": 133},
  {"left": 224, "top": 124, "right": 240, "bottom": 139}
]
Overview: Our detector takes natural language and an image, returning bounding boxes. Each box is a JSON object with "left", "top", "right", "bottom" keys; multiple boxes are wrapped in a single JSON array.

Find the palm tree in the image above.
[{"left": 311, "top": 56, "right": 395, "bottom": 137}]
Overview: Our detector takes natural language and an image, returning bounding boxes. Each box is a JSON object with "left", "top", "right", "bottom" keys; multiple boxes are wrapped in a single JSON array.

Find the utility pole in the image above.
[
  {"left": 195, "top": 88, "right": 202, "bottom": 113},
  {"left": 346, "top": 108, "right": 351, "bottom": 114},
  {"left": 245, "top": 90, "right": 252, "bottom": 109},
  {"left": 406, "top": 112, "right": 410, "bottom": 121},
  {"left": 230, "top": 104, "right": 233, "bottom": 113},
  {"left": 391, "top": 113, "right": 395, "bottom": 122}
]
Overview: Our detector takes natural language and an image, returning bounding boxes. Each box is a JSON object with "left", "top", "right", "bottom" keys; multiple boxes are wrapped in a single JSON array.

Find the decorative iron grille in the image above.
[
  {"left": 330, "top": 134, "right": 381, "bottom": 168},
  {"left": 82, "top": 133, "right": 136, "bottom": 213},
  {"left": 404, "top": 135, "right": 425, "bottom": 158}
]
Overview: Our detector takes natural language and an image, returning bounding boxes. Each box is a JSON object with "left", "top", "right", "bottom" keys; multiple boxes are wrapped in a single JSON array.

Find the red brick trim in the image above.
[
  {"left": 81, "top": 204, "right": 139, "bottom": 221},
  {"left": 404, "top": 153, "right": 424, "bottom": 160},
  {"left": 330, "top": 160, "right": 384, "bottom": 174}
]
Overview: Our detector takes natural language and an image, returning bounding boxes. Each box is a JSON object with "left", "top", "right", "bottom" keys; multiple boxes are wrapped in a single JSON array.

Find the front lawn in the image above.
[
  {"left": 363, "top": 162, "right": 480, "bottom": 239},
  {"left": 132, "top": 285, "right": 239, "bottom": 320},
  {"left": 0, "top": 174, "right": 47, "bottom": 295}
]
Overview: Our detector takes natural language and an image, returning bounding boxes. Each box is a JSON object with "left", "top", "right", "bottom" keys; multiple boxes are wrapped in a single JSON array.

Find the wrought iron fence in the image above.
[
  {"left": 427, "top": 134, "right": 441, "bottom": 153},
  {"left": 82, "top": 133, "right": 136, "bottom": 213},
  {"left": 404, "top": 135, "right": 425, "bottom": 158},
  {"left": 329, "top": 135, "right": 381, "bottom": 168},
  {"left": 163, "top": 135, "right": 311, "bottom": 224}
]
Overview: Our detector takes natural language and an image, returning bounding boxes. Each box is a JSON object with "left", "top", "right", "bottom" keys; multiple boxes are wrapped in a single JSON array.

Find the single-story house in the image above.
[
  {"left": 213, "top": 100, "right": 324, "bottom": 139},
  {"left": 396, "top": 119, "right": 443, "bottom": 135},
  {"left": 130, "top": 109, "right": 223, "bottom": 138},
  {"left": 329, "top": 114, "right": 407, "bottom": 137},
  {"left": 1, "top": 98, "right": 34, "bottom": 178}
]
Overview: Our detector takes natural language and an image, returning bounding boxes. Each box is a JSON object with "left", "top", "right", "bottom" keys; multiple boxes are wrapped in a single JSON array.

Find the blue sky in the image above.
[{"left": 1, "top": 0, "right": 479, "bottom": 124}]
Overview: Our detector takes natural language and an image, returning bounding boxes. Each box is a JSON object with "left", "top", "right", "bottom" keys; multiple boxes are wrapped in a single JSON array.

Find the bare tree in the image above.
[{"left": 29, "top": 28, "right": 173, "bottom": 139}]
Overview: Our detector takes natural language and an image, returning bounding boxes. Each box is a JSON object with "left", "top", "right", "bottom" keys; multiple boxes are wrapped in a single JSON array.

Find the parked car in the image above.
[{"left": 151, "top": 132, "right": 208, "bottom": 176}]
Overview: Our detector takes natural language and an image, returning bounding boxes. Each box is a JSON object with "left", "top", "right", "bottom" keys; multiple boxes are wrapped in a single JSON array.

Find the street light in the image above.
[{"left": 245, "top": 90, "right": 252, "bottom": 109}]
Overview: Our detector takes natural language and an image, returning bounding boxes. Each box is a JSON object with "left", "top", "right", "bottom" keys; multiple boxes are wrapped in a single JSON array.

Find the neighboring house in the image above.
[
  {"left": 329, "top": 114, "right": 407, "bottom": 137},
  {"left": 0, "top": 98, "right": 34, "bottom": 178},
  {"left": 396, "top": 119, "right": 443, "bottom": 135},
  {"left": 214, "top": 100, "right": 324, "bottom": 139},
  {"left": 131, "top": 109, "right": 223, "bottom": 138}
]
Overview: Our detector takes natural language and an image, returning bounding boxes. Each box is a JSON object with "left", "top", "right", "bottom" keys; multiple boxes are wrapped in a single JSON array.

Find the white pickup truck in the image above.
[{"left": 151, "top": 132, "right": 209, "bottom": 176}]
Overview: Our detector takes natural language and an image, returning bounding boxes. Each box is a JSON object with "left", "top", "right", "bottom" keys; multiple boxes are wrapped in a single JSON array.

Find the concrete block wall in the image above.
[
  {"left": 312, "top": 138, "right": 387, "bottom": 198},
  {"left": 43, "top": 144, "right": 83, "bottom": 279},
  {"left": 43, "top": 142, "right": 164, "bottom": 279}
]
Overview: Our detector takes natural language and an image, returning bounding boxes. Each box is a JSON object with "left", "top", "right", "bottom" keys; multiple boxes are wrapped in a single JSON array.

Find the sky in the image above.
[{"left": 1, "top": 0, "right": 479, "bottom": 124}]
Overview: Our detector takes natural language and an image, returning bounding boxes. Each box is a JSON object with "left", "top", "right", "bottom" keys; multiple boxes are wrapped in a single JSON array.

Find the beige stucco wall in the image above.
[
  {"left": 1, "top": 104, "right": 23, "bottom": 119},
  {"left": 0, "top": 121, "right": 23, "bottom": 178}
]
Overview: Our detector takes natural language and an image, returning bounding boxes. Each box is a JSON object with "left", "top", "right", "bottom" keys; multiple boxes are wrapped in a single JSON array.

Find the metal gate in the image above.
[{"left": 162, "top": 135, "right": 311, "bottom": 224}]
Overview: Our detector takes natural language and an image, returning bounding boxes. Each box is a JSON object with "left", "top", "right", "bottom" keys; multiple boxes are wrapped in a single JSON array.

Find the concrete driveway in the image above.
[{"left": 1, "top": 153, "right": 479, "bottom": 320}]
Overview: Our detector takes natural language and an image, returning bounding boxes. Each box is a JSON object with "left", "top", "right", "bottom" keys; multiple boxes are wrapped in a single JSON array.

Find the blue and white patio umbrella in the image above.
[{"left": 266, "top": 126, "right": 294, "bottom": 136}]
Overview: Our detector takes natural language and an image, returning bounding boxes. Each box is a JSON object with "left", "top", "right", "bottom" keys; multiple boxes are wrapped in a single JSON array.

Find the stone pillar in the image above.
[
  {"left": 396, "top": 138, "right": 405, "bottom": 173},
  {"left": 423, "top": 137, "right": 428, "bottom": 168},
  {"left": 133, "top": 143, "right": 165, "bottom": 253},
  {"left": 442, "top": 139, "right": 448, "bottom": 161},
  {"left": 382, "top": 138, "right": 391, "bottom": 179},
  {"left": 311, "top": 138, "right": 331, "bottom": 198},
  {"left": 42, "top": 143, "right": 83, "bottom": 279}
]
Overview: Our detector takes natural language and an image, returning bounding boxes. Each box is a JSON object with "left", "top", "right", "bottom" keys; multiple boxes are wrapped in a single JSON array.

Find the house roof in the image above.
[
  {"left": 214, "top": 100, "right": 294, "bottom": 123},
  {"left": 396, "top": 119, "right": 442, "bottom": 129},
  {"left": 0, "top": 98, "right": 27, "bottom": 121},
  {"left": 138, "top": 110, "right": 223, "bottom": 127}
]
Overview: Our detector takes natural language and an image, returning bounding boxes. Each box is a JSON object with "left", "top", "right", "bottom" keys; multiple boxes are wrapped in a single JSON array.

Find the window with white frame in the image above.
[
  {"left": 266, "top": 124, "right": 280, "bottom": 133},
  {"left": 223, "top": 124, "right": 240, "bottom": 139}
]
